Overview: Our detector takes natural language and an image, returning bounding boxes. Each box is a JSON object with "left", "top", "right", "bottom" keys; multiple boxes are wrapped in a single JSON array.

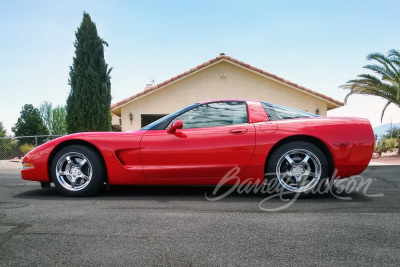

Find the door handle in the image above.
[{"left": 230, "top": 129, "right": 247, "bottom": 134}]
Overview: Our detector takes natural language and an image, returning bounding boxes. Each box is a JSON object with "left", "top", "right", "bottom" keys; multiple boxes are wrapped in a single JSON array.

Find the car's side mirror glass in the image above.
[{"left": 167, "top": 120, "right": 183, "bottom": 134}]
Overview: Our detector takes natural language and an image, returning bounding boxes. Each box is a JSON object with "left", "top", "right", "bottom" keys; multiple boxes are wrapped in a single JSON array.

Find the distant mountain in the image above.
[{"left": 373, "top": 123, "right": 400, "bottom": 139}]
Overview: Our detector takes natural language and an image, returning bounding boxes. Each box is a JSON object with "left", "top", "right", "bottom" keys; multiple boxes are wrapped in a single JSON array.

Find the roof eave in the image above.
[{"left": 110, "top": 55, "right": 344, "bottom": 113}]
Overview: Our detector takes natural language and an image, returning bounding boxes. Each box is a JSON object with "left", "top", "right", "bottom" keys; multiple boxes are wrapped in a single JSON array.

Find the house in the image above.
[{"left": 110, "top": 54, "right": 343, "bottom": 131}]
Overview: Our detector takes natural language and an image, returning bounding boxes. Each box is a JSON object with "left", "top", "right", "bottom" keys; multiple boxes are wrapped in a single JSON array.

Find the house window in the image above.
[{"left": 141, "top": 114, "right": 168, "bottom": 128}]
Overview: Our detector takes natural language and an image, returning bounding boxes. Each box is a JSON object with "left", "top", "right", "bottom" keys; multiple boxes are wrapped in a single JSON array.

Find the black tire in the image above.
[
  {"left": 40, "top": 182, "right": 51, "bottom": 188},
  {"left": 266, "top": 141, "right": 329, "bottom": 194},
  {"left": 50, "top": 145, "right": 105, "bottom": 197}
]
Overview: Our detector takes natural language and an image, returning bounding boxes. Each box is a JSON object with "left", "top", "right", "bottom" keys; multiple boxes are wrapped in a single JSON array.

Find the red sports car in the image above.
[{"left": 21, "top": 100, "right": 374, "bottom": 196}]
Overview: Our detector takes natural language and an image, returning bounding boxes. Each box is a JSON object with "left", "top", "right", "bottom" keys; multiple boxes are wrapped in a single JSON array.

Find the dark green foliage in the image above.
[
  {"left": 12, "top": 104, "right": 49, "bottom": 137},
  {"left": 67, "top": 12, "right": 112, "bottom": 133}
]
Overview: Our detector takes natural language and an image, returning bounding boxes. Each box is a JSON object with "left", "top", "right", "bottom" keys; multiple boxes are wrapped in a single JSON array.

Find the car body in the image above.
[{"left": 21, "top": 99, "right": 374, "bottom": 196}]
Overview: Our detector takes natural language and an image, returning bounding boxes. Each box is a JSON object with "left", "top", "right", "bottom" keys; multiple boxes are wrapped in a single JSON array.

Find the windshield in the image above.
[{"left": 140, "top": 103, "right": 199, "bottom": 130}]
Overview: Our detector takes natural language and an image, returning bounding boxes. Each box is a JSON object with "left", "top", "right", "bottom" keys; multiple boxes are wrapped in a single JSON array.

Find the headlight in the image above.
[{"left": 22, "top": 163, "right": 35, "bottom": 169}]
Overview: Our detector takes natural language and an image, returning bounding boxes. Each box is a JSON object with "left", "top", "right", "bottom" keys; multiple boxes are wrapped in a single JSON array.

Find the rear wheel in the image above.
[
  {"left": 266, "top": 141, "right": 329, "bottom": 193},
  {"left": 50, "top": 145, "right": 105, "bottom": 197}
]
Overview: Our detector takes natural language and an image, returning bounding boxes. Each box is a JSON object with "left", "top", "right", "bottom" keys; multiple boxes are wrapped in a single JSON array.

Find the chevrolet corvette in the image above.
[{"left": 21, "top": 100, "right": 374, "bottom": 196}]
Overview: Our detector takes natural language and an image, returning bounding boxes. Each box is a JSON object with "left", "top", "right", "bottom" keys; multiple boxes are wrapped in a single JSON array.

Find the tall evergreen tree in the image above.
[{"left": 67, "top": 12, "right": 112, "bottom": 133}]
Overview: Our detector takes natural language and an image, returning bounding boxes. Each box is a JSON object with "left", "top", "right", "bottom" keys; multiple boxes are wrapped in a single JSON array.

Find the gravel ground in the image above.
[
  {"left": 370, "top": 150, "right": 400, "bottom": 165},
  {"left": 370, "top": 156, "right": 400, "bottom": 165},
  {"left": 0, "top": 160, "right": 22, "bottom": 170}
]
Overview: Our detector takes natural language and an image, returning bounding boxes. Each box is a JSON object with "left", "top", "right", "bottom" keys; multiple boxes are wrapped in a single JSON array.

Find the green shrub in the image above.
[
  {"left": 19, "top": 143, "right": 35, "bottom": 154},
  {"left": 385, "top": 138, "right": 398, "bottom": 149},
  {"left": 375, "top": 137, "right": 399, "bottom": 155}
]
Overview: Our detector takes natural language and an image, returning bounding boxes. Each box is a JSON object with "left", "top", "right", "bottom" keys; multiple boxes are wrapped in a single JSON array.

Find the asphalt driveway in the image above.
[{"left": 0, "top": 166, "right": 399, "bottom": 266}]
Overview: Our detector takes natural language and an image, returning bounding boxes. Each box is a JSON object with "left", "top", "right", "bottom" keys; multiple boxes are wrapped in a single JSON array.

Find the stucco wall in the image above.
[
  {"left": 111, "top": 114, "right": 120, "bottom": 126},
  {"left": 119, "top": 61, "right": 328, "bottom": 131}
]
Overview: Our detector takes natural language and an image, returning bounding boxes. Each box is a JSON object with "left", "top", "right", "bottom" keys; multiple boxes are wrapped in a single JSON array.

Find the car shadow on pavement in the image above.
[{"left": 13, "top": 184, "right": 374, "bottom": 204}]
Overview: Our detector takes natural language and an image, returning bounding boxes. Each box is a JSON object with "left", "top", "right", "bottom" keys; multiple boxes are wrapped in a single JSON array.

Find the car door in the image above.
[{"left": 140, "top": 101, "right": 256, "bottom": 178}]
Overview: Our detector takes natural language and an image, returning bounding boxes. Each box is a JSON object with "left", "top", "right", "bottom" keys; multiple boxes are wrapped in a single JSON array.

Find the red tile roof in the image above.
[{"left": 110, "top": 55, "right": 343, "bottom": 110}]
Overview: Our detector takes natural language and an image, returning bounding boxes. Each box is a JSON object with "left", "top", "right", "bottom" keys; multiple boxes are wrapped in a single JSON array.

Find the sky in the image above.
[{"left": 1, "top": 0, "right": 400, "bottom": 134}]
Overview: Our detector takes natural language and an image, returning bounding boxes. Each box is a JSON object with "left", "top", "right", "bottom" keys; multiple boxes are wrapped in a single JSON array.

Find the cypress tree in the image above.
[{"left": 67, "top": 12, "right": 112, "bottom": 133}]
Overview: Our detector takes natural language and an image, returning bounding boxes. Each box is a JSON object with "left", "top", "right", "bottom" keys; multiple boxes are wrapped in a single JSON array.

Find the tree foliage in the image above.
[
  {"left": 66, "top": 12, "right": 112, "bottom": 133},
  {"left": 341, "top": 49, "right": 400, "bottom": 122},
  {"left": 383, "top": 126, "right": 399, "bottom": 140},
  {"left": 0, "top": 121, "right": 6, "bottom": 138},
  {"left": 53, "top": 106, "right": 68, "bottom": 135},
  {"left": 40, "top": 101, "right": 52, "bottom": 135},
  {"left": 12, "top": 104, "right": 49, "bottom": 137},
  {"left": 39, "top": 101, "right": 67, "bottom": 135}
]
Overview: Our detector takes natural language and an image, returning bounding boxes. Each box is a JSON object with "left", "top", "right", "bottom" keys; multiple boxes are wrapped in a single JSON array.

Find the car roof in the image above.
[{"left": 198, "top": 99, "right": 258, "bottom": 104}]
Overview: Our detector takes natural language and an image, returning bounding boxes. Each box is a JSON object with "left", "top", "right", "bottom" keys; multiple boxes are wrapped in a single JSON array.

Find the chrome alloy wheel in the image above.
[
  {"left": 55, "top": 152, "right": 93, "bottom": 191},
  {"left": 276, "top": 149, "right": 322, "bottom": 193}
]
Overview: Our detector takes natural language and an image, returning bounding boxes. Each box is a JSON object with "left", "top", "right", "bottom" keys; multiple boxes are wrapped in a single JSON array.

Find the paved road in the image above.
[{"left": 0, "top": 166, "right": 399, "bottom": 266}]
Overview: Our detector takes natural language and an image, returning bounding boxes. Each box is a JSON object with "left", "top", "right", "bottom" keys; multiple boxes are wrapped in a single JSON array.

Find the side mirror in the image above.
[{"left": 167, "top": 120, "right": 183, "bottom": 134}]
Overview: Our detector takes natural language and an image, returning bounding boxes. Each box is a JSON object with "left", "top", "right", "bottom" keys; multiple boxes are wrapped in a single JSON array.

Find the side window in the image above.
[
  {"left": 262, "top": 102, "right": 318, "bottom": 121},
  {"left": 167, "top": 101, "right": 248, "bottom": 129},
  {"left": 262, "top": 103, "right": 280, "bottom": 121}
]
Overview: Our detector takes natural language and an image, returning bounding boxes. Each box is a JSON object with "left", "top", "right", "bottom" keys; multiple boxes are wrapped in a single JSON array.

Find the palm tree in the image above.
[{"left": 341, "top": 49, "right": 400, "bottom": 122}]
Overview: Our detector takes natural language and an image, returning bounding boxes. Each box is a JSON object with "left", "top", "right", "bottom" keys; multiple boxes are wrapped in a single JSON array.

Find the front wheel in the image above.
[
  {"left": 50, "top": 145, "right": 105, "bottom": 197},
  {"left": 266, "top": 141, "right": 329, "bottom": 193}
]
